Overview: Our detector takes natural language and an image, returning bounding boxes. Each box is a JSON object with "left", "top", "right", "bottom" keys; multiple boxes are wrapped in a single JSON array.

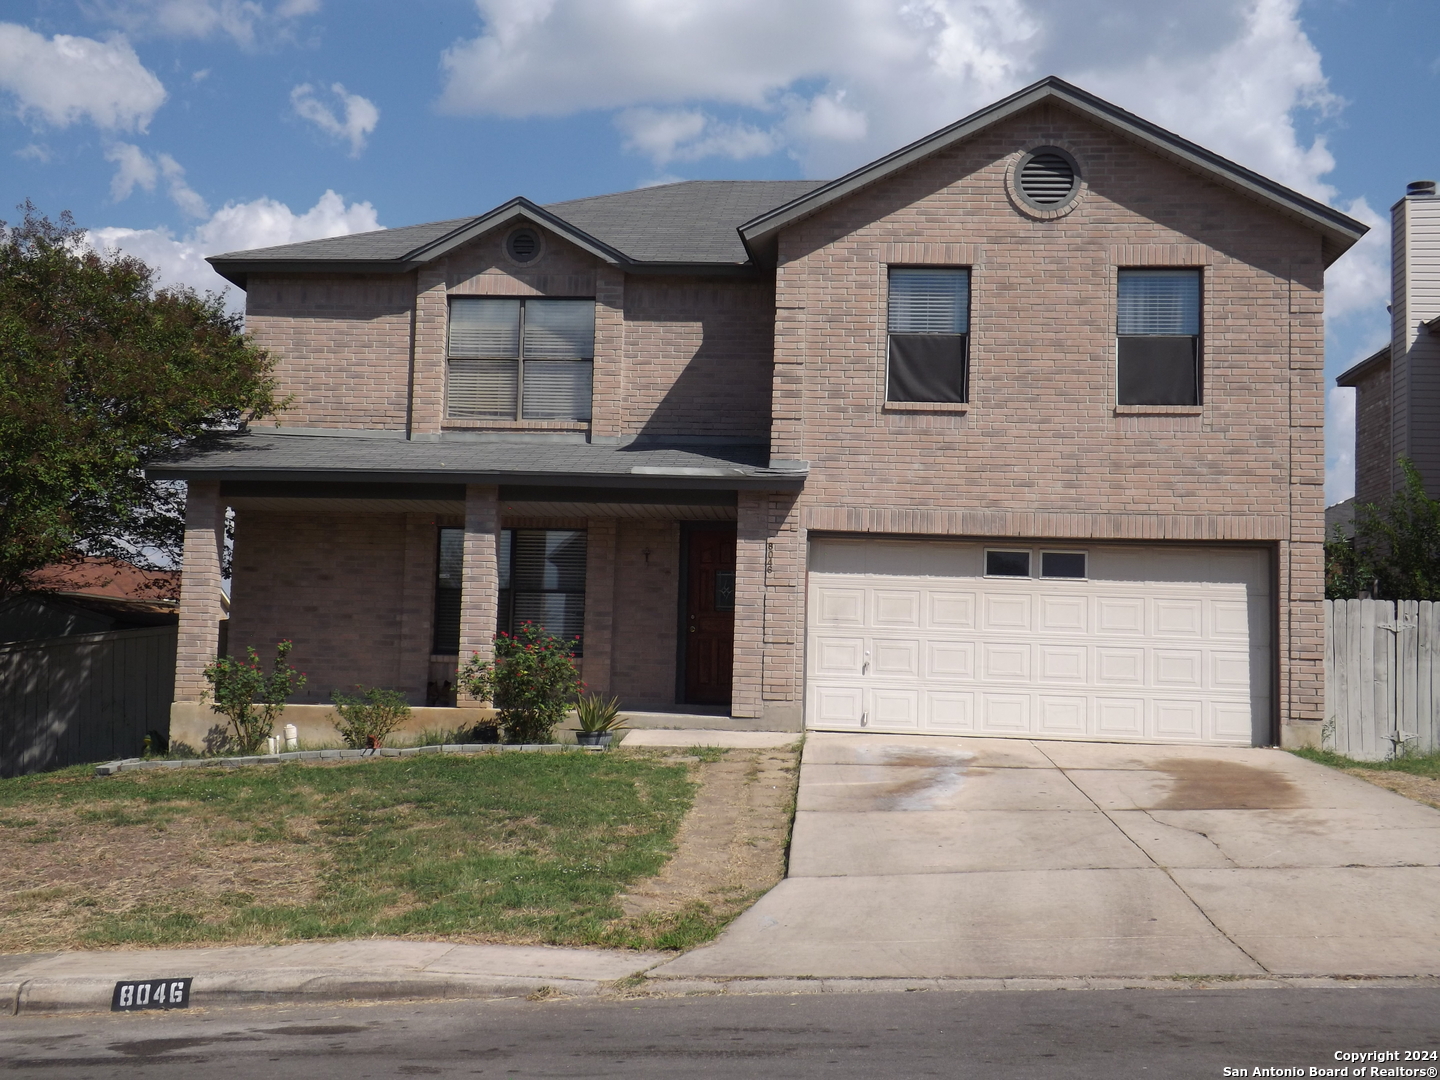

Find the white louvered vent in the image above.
[{"left": 1019, "top": 151, "right": 1078, "bottom": 206}]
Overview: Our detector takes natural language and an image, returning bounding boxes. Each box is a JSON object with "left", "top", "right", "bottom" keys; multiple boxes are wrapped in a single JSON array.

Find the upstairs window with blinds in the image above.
[
  {"left": 500, "top": 528, "right": 587, "bottom": 654},
  {"left": 887, "top": 268, "right": 970, "bottom": 403},
  {"left": 447, "top": 297, "right": 595, "bottom": 421},
  {"left": 1117, "top": 269, "right": 1201, "bottom": 406}
]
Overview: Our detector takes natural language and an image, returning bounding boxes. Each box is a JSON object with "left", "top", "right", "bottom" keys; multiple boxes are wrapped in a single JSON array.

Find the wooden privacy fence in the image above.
[
  {"left": 1325, "top": 599, "right": 1440, "bottom": 761},
  {"left": 0, "top": 625, "right": 176, "bottom": 778}
]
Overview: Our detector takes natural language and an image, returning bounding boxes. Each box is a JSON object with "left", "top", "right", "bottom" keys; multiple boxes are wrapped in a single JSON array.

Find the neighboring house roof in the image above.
[
  {"left": 147, "top": 432, "right": 808, "bottom": 490},
  {"left": 739, "top": 76, "right": 1367, "bottom": 268},
  {"left": 208, "top": 181, "right": 823, "bottom": 287},
  {"left": 208, "top": 76, "right": 1366, "bottom": 289},
  {"left": 1336, "top": 344, "right": 1392, "bottom": 387},
  {"left": 1325, "top": 497, "right": 1356, "bottom": 539},
  {"left": 25, "top": 557, "right": 177, "bottom": 599}
]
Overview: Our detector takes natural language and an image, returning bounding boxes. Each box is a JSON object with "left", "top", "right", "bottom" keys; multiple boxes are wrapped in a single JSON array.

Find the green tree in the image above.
[
  {"left": 0, "top": 203, "right": 282, "bottom": 597},
  {"left": 1327, "top": 459, "right": 1440, "bottom": 600}
]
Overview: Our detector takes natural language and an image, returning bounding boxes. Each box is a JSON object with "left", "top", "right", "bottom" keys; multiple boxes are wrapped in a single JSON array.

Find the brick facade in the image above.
[
  {"left": 1350, "top": 356, "right": 1394, "bottom": 510},
  {"left": 186, "top": 94, "right": 1339, "bottom": 744}
]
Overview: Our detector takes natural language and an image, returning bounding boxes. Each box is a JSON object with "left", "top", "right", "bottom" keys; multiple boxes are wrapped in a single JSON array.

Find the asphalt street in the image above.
[{"left": 2, "top": 987, "right": 1437, "bottom": 1078}]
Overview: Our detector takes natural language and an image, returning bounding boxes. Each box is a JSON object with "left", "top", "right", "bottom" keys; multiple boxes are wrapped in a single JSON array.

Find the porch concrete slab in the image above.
[
  {"left": 618, "top": 729, "right": 800, "bottom": 749},
  {"left": 797, "top": 762, "right": 1094, "bottom": 812},
  {"left": 1170, "top": 867, "right": 1440, "bottom": 976},
  {"left": 802, "top": 732, "right": 1052, "bottom": 769},
  {"left": 788, "top": 809, "right": 1150, "bottom": 877},
  {"left": 1145, "top": 808, "right": 1440, "bottom": 868},
  {"left": 650, "top": 869, "right": 1261, "bottom": 979}
]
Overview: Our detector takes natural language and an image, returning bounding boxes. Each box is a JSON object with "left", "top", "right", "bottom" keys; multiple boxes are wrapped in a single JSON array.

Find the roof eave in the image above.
[
  {"left": 1336, "top": 344, "right": 1392, "bottom": 387},
  {"left": 738, "top": 76, "right": 1368, "bottom": 269},
  {"left": 145, "top": 463, "right": 806, "bottom": 491}
]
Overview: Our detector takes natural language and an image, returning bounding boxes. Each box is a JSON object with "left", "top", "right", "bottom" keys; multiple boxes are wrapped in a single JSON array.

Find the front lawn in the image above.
[
  {"left": 1291, "top": 746, "right": 1440, "bottom": 811},
  {"left": 0, "top": 751, "right": 710, "bottom": 953}
]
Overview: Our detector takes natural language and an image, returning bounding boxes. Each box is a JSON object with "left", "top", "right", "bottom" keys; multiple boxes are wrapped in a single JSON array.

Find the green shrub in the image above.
[
  {"left": 203, "top": 640, "right": 307, "bottom": 754},
  {"left": 458, "top": 622, "right": 582, "bottom": 744},
  {"left": 331, "top": 687, "right": 412, "bottom": 749}
]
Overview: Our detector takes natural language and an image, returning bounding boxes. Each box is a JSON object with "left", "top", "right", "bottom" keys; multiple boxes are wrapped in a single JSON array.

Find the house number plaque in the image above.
[{"left": 111, "top": 978, "right": 192, "bottom": 1011}]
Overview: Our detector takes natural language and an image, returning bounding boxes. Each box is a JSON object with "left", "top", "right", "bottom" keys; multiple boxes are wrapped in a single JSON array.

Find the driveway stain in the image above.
[{"left": 1154, "top": 759, "right": 1305, "bottom": 810}]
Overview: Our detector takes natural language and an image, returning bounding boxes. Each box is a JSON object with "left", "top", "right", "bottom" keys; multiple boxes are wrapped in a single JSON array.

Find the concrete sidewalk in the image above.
[
  {"left": 652, "top": 733, "right": 1440, "bottom": 982},
  {"left": 0, "top": 940, "right": 665, "bottom": 1014}
]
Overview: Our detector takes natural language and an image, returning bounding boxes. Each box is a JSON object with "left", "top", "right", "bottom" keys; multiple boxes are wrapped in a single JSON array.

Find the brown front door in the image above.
[{"left": 684, "top": 526, "right": 736, "bottom": 705}]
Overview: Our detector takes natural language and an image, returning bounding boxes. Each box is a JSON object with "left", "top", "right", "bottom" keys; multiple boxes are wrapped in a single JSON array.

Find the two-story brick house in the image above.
[{"left": 156, "top": 77, "right": 1365, "bottom": 749}]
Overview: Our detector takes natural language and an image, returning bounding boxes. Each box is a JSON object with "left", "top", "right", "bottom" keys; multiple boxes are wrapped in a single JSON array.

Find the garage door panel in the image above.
[
  {"left": 1039, "top": 595, "right": 1087, "bottom": 633},
  {"left": 1095, "top": 697, "right": 1146, "bottom": 737},
  {"left": 874, "top": 590, "right": 921, "bottom": 628},
  {"left": 1097, "top": 597, "right": 1146, "bottom": 635},
  {"left": 806, "top": 541, "right": 1270, "bottom": 746},
  {"left": 926, "top": 691, "right": 975, "bottom": 729},
  {"left": 1096, "top": 647, "right": 1145, "bottom": 685},
  {"left": 982, "top": 642, "right": 1030, "bottom": 681},
  {"left": 981, "top": 693, "right": 1030, "bottom": 732},
  {"left": 815, "top": 587, "right": 865, "bottom": 627},
  {"left": 812, "top": 636, "right": 865, "bottom": 676},
  {"left": 1037, "top": 645, "right": 1087, "bottom": 683},
  {"left": 927, "top": 640, "right": 975, "bottom": 680},
  {"left": 1037, "top": 695, "right": 1088, "bottom": 734},
  {"left": 872, "top": 639, "right": 920, "bottom": 678},
  {"left": 928, "top": 592, "right": 976, "bottom": 629},
  {"left": 983, "top": 593, "right": 1031, "bottom": 632},
  {"left": 872, "top": 687, "right": 920, "bottom": 728},
  {"left": 1154, "top": 699, "right": 1205, "bottom": 739}
]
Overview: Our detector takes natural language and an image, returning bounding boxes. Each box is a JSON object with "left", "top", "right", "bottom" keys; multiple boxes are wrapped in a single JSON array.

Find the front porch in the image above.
[{"left": 156, "top": 433, "right": 808, "bottom": 741}]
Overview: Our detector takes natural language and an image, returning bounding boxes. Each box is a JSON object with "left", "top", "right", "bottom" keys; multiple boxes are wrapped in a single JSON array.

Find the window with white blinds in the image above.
[
  {"left": 500, "top": 528, "right": 587, "bottom": 654},
  {"left": 446, "top": 297, "right": 595, "bottom": 421},
  {"left": 887, "top": 268, "right": 970, "bottom": 404},
  {"left": 1117, "top": 269, "right": 1201, "bottom": 406}
]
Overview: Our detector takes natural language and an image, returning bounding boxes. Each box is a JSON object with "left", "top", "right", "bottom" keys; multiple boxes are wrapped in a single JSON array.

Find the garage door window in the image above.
[
  {"left": 1041, "top": 551, "right": 1087, "bottom": 578},
  {"left": 985, "top": 550, "right": 1030, "bottom": 576},
  {"left": 887, "top": 268, "right": 970, "bottom": 403}
]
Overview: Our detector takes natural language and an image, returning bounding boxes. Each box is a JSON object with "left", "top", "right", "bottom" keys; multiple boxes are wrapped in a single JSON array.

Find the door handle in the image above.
[{"left": 863, "top": 650, "right": 870, "bottom": 675}]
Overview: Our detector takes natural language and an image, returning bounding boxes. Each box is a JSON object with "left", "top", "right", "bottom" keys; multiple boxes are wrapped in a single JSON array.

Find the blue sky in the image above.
[{"left": 2, "top": 0, "right": 1436, "bottom": 504}]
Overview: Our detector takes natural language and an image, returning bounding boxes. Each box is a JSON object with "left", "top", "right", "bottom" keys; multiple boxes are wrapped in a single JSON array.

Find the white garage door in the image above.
[{"left": 806, "top": 539, "right": 1272, "bottom": 746}]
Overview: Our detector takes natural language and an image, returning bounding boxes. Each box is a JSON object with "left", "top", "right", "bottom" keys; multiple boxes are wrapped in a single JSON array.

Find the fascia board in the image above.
[
  {"left": 146, "top": 465, "right": 806, "bottom": 491},
  {"left": 738, "top": 77, "right": 1367, "bottom": 267},
  {"left": 406, "top": 198, "right": 631, "bottom": 265}
]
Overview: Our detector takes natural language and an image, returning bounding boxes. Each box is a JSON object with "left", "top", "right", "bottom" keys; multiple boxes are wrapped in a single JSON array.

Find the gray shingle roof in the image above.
[
  {"left": 147, "top": 432, "right": 806, "bottom": 490},
  {"left": 208, "top": 181, "right": 823, "bottom": 272}
]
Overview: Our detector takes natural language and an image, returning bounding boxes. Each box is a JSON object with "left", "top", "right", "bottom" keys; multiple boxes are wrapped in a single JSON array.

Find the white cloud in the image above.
[
  {"left": 1326, "top": 385, "right": 1356, "bottom": 505},
  {"left": 615, "top": 107, "right": 778, "bottom": 165},
  {"left": 15, "top": 142, "right": 52, "bottom": 162},
  {"left": 105, "top": 143, "right": 209, "bottom": 217},
  {"left": 85, "top": 0, "right": 321, "bottom": 48},
  {"left": 438, "top": 0, "right": 1339, "bottom": 194},
  {"left": 290, "top": 82, "right": 379, "bottom": 156},
  {"left": 88, "top": 190, "right": 380, "bottom": 307},
  {"left": 0, "top": 23, "right": 166, "bottom": 131}
]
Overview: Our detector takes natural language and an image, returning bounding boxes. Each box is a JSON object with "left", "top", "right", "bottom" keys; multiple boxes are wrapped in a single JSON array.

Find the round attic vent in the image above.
[
  {"left": 1017, "top": 148, "right": 1080, "bottom": 208},
  {"left": 507, "top": 228, "right": 540, "bottom": 263}
]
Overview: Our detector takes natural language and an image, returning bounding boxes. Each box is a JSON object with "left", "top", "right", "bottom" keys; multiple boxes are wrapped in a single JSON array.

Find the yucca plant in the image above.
[{"left": 575, "top": 693, "right": 626, "bottom": 734}]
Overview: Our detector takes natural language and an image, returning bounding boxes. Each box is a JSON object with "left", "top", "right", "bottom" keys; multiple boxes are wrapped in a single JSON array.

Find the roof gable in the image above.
[{"left": 739, "top": 76, "right": 1367, "bottom": 269}]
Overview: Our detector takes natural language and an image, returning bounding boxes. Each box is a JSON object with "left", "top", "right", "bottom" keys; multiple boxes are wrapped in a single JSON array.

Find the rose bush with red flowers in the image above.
[{"left": 458, "top": 622, "right": 582, "bottom": 744}]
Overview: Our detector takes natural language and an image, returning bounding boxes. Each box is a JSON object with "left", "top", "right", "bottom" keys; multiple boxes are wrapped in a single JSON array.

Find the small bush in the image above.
[
  {"left": 331, "top": 687, "right": 412, "bottom": 749},
  {"left": 459, "top": 622, "right": 582, "bottom": 744},
  {"left": 575, "top": 694, "right": 626, "bottom": 734},
  {"left": 203, "top": 640, "right": 307, "bottom": 754}
]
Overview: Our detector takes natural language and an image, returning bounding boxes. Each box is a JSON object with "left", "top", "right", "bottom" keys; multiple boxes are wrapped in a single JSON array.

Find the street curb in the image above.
[
  {"left": 627, "top": 974, "right": 1440, "bottom": 997},
  {"left": 2, "top": 972, "right": 603, "bottom": 1015}
]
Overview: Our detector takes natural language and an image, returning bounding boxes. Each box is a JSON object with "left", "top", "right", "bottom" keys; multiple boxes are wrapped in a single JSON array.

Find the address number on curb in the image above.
[{"left": 111, "top": 978, "right": 192, "bottom": 1011}]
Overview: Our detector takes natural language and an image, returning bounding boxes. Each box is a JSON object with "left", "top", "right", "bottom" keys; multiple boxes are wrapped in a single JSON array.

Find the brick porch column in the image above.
[
  {"left": 174, "top": 480, "right": 226, "bottom": 701},
  {"left": 458, "top": 485, "right": 501, "bottom": 692},
  {"left": 581, "top": 518, "right": 617, "bottom": 695}
]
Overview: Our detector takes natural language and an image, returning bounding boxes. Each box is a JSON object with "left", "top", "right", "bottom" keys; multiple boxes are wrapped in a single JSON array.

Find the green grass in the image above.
[
  {"left": 1291, "top": 746, "right": 1440, "bottom": 779},
  {"left": 0, "top": 752, "right": 700, "bottom": 950}
]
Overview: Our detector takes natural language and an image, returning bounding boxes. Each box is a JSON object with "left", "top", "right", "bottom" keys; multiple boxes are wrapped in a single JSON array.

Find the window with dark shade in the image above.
[
  {"left": 887, "top": 268, "right": 970, "bottom": 403},
  {"left": 1117, "top": 269, "right": 1201, "bottom": 406},
  {"left": 447, "top": 297, "right": 594, "bottom": 421},
  {"left": 1041, "top": 551, "right": 1087, "bottom": 579},
  {"left": 432, "top": 528, "right": 464, "bottom": 655},
  {"left": 986, "top": 550, "right": 1030, "bottom": 577}
]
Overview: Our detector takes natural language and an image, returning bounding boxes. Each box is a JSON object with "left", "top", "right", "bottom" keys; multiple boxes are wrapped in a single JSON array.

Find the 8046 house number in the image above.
[{"left": 111, "top": 978, "right": 192, "bottom": 1011}]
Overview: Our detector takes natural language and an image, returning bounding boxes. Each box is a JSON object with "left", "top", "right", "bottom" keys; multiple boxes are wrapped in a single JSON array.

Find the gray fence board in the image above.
[
  {"left": 1325, "top": 598, "right": 1440, "bottom": 760},
  {"left": 0, "top": 625, "right": 176, "bottom": 777}
]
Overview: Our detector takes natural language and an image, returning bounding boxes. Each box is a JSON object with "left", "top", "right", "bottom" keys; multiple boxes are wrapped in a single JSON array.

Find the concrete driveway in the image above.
[{"left": 653, "top": 733, "right": 1440, "bottom": 979}]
